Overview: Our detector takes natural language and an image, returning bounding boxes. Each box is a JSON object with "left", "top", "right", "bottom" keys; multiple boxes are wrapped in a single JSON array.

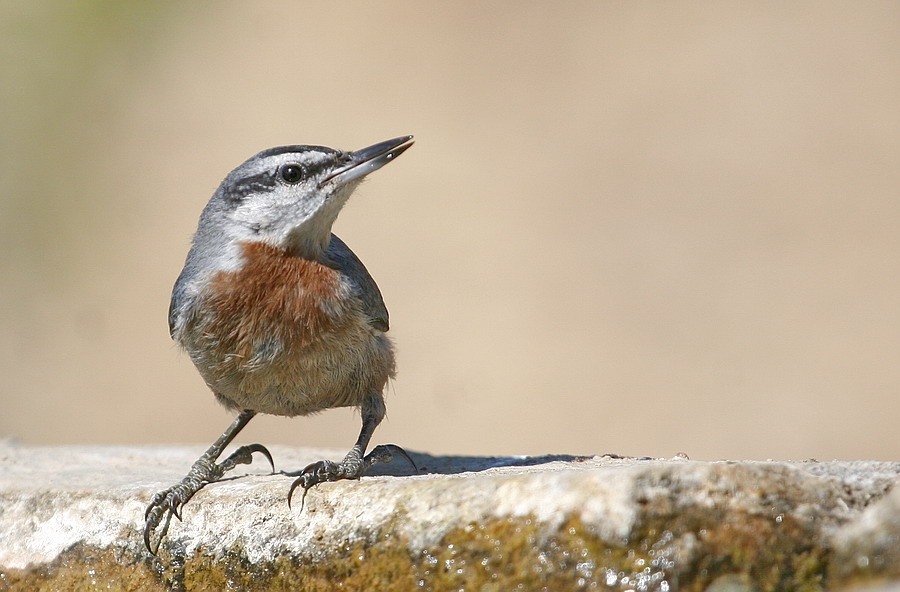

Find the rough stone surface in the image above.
[{"left": 1, "top": 441, "right": 899, "bottom": 591}]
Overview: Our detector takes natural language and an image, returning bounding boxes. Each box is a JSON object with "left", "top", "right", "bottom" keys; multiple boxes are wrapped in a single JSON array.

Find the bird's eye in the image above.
[{"left": 279, "top": 164, "right": 305, "bottom": 184}]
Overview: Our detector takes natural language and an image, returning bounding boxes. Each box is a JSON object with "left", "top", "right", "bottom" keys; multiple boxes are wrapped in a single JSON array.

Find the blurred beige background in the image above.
[{"left": 2, "top": 2, "right": 898, "bottom": 461}]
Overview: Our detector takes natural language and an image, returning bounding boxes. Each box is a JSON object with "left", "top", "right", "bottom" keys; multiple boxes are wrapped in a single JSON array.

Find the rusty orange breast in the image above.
[{"left": 205, "top": 241, "right": 349, "bottom": 353}]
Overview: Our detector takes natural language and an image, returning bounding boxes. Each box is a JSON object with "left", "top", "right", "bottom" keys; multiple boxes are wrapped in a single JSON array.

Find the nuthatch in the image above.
[{"left": 144, "top": 135, "right": 414, "bottom": 553}]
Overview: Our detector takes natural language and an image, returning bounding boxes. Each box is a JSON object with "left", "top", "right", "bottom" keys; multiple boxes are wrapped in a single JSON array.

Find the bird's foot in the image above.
[
  {"left": 143, "top": 443, "right": 273, "bottom": 554},
  {"left": 287, "top": 444, "right": 416, "bottom": 510}
]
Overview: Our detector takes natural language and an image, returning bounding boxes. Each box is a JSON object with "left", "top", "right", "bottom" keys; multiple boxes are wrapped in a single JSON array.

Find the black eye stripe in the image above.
[
  {"left": 221, "top": 156, "right": 338, "bottom": 205},
  {"left": 223, "top": 171, "right": 278, "bottom": 202}
]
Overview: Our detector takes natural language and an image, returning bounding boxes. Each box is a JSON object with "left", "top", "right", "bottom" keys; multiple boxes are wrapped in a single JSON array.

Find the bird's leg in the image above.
[
  {"left": 287, "top": 392, "right": 415, "bottom": 509},
  {"left": 143, "top": 409, "right": 273, "bottom": 554}
]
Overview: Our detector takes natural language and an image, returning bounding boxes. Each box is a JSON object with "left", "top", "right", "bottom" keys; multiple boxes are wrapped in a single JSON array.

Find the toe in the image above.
[{"left": 364, "top": 444, "right": 418, "bottom": 473}]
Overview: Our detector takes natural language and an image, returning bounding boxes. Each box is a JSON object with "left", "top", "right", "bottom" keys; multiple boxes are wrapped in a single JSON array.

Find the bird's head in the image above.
[{"left": 199, "top": 135, "right": 413, "bottom": 258}]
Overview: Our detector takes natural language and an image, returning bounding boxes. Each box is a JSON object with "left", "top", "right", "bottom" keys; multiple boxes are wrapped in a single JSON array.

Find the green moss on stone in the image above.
[{"left": 0, "top": 508, "right": 854, "bottom": 591}]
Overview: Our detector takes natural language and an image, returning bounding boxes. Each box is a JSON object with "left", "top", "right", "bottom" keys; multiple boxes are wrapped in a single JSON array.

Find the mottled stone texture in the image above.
[{"left": 1, "top": 442, "right": 899, "bottom": 591}]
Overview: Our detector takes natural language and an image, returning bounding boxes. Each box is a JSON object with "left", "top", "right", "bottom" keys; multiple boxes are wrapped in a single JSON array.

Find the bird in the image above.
[{"left": 143, "top": 135, "right": 415, "bottom": 554}]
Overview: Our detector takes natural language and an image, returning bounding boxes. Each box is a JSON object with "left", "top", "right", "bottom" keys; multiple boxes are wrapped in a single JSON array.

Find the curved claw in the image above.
[
  {"left": 246, "top": 443, "right": 276, "bottom": 473},
  {"left": 144, "top": 488, "right": 190, "bottom": 554},
  {"left": 287, "top": 460, "right": 330, "bottom": 511},
  {"left": 286, "top": 477, "right": 307, "bottom": 512},
  {"left": 144, "top": 499, "right": 176, "bottom": 555},
  {"left": 369, "top": 444, "right": 418, "bottom": 473},
  {"left": 218, "top": 443, "right": 276, "bottom": 474},
  {"left": 143, "top": 509, "right": 159, "bottom": 553}
]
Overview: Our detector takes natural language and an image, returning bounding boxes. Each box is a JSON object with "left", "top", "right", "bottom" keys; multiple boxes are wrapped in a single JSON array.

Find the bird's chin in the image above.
[{"left": 283, "top": 222, "right": 334, "bottom": 258}]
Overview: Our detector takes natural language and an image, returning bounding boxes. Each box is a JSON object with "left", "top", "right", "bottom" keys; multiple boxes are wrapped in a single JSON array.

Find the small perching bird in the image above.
[{"left": 144, "top": 135, "right": 415, "bottom": 554}]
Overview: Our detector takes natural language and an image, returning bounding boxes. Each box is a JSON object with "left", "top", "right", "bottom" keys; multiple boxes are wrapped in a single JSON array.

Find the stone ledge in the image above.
[{"left": 0, "top": 442, "right": 899, "bottom": 591}]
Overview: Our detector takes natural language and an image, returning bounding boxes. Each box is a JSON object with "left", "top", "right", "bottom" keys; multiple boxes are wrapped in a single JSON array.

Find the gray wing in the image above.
[{"left": 327, "top": 234, "right": 390, "bottom": 332}]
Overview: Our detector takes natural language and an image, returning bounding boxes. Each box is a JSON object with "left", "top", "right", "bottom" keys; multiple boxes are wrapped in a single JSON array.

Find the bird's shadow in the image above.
[
  {"left": 363, "top": 450, "right": 609, "bottom": 477},
  {"left": 229, "top": 449, "right": 638, "bottom": 481}
]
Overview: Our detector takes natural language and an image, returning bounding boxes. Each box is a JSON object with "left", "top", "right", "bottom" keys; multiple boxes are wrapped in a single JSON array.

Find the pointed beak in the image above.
[{"left": 320, "top": 135, "right": 414, "bottom": 188}]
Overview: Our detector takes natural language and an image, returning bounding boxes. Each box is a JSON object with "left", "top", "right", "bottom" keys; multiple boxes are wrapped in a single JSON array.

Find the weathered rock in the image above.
[{"left": 0, "top": 442, "right": 898, "bottom": 591}]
